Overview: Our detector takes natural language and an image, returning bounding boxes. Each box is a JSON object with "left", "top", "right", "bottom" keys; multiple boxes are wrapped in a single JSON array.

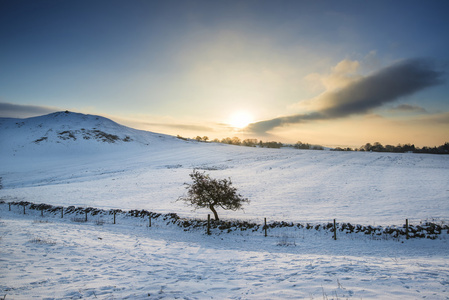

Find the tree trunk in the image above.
[{"left": 209, "top": 205, "right": 219, "bottom": 221}]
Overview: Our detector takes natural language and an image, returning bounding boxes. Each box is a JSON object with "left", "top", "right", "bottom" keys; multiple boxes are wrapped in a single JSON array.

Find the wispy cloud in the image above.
[
  {"left": 247, "top": 58, "right": 444, "bottom": 134},
  {"left": 0, "top": 102, "right": 59, "bottom": 118},
  {"left": 109, "top": 115, "right": 220, "bottom": 136},
  {"left": 142, "top": 122, "right": 216, "bottom": 132},
  {"left": 416, "top": 111, "right": 449, "bottom": 124},
  {"left": 389, "top": 104, "right": 428, "bottom": 114}
]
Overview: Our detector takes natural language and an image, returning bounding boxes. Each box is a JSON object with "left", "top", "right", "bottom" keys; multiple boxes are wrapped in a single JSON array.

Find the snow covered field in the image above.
[
  {"left": 1, "top": 112, "right": 449, "bottom": 299},
  {"left": 1, "top": 204, "right": 449, "bottom": 299}
]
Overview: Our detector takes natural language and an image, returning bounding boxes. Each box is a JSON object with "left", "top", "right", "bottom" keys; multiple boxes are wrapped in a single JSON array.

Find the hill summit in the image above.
[{"left": 0, "top": 111, "right": 181, "bottom": 156}]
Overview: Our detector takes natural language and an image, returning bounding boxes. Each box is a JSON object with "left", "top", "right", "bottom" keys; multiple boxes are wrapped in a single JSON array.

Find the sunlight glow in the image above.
[{"left": 228, "top": 111, "right": 254, "bottom": 128}]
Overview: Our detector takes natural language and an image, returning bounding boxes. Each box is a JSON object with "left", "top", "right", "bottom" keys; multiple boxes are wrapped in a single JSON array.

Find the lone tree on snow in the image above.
[{"left": 178, "top": 170, "right": 249, "bottom": 220}]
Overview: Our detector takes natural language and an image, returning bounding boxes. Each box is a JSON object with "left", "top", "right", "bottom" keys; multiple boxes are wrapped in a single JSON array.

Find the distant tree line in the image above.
[
  {"left": 293, "top": 141, "right": 324, "bottom": 150},
  {"left": 177, "top": 135, "right": 324, "bottom": 150},
  {"left": 332, "top": 142, "right": 449, "bottom": 154},
  {"left": 213, "top": 137, "right": 284, "bottom": 148},
  {"left": 177, "top": 134, "right": 448, "bottom": 154}
]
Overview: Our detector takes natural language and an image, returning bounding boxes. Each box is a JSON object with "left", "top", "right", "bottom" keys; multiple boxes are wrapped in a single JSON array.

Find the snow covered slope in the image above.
[
  {"left": 1, "top": 111, "right": 449, "bottom": 299},
  {"left": 0, "top": 111, "right": 181, "bottom": 156},
  {"left": 1, "top": 111, "right": 448, "bottom": 225}
]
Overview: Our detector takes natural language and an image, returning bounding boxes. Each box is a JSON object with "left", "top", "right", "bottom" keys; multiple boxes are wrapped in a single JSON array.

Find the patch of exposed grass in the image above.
[
  {"left": 33, "top": 220, "right": 53, "bottom": 224},
  {"left": 71, "top": 217, "right": 87, "bottom": 223},
  {"left": 29, "top": 236, "right": 56, "bottom": 246},
  {"left": 276, "top": 234, "right": 296, "bottom": 247}
]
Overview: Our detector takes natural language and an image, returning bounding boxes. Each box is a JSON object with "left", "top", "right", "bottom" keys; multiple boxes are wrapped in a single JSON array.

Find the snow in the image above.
[
  {"left": 1, "top": 205, "right": 449, "bottom": 299},
  {"left": 1, "top": 111, "right": 449, "bottom": 299}
]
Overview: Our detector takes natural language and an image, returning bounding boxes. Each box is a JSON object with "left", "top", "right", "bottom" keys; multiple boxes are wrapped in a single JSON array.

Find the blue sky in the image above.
[{"left": 1, "top": 0, "right": 448, "bottom": 147}]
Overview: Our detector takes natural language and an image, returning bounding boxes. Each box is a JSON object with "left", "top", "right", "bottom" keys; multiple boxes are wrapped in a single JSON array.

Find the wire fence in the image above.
[{"left": 2, "top": 200, "right": 449, "bottom": 241}]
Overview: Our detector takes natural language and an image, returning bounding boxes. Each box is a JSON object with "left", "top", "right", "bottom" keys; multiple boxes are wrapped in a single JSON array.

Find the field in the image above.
[
  {"left": 1, "top": 112, "right": 448, "bottom": 299},
  {"left": 2, "top": 202, "right": 449, "bottom": 299}
]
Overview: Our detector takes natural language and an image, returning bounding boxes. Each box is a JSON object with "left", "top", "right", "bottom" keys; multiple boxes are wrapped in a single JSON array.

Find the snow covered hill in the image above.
[
  {"left": 0, "top": 111, "right": 183, "bottom": 156},
  {"left": 1, "top": 111, "right": 448, "bottom": 225}
]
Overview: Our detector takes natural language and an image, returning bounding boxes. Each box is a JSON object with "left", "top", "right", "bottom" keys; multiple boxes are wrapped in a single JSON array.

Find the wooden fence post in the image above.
[
  {"left": 264, "top": 218, "right": 267, "bottom": 237},
  {"left": 333, "top": 219, "right": 337, "bottom": 240},
  {"left": 61, "top": 207, "right": 64, "bottom": 218},
  {"left": 85, "top": 210, "right": 88, "bottom": 222},
  {"left": 406, "top": 219, "right": 409, "bottom": 240},
  {"left": 207, "top": 214, "right": 211, "bottom": 235},
  {"left": 149, "top": 215, "right": 151, "bottom": 227},
  {"left": 113, "top": 211, "right": 116, "bottom": 224},
  {"left": 23, "top": 205, "right": 26, "bottom": 215}
]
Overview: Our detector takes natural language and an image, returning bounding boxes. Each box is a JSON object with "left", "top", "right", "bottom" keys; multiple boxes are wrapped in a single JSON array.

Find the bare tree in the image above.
[{"left": 178, "top": 170, "right": 249, "bottom": 220}]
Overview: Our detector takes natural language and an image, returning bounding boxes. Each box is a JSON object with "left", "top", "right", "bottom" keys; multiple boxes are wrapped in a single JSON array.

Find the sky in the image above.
[{"left": 1, "top": 0, "right": 448, "bottom": 147}]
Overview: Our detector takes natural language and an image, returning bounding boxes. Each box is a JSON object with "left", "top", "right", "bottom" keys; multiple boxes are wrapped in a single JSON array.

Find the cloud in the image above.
[
  {"left": 0, "top": 102, "right": 59, "bottom": 118},
  {"left": 389, "top": 104, "right": 428, "bottom": 114},
  {"left": 142, "top": 122, "right": 216, "bottom": 132},
  {"left": 108, "top": 115, "right": 217, "bottom": 134},
  {"left": 304, "top": 58, "right": 361, "bottom": 92},
  {"left": 416, "top": 111, "right": 449, "bottom": 125},
  {"left": 299, "top": 58, "right": 362, "bottom": 112},
  {"left": 247, "top": 58, "right": 444, "bottom": 134}
]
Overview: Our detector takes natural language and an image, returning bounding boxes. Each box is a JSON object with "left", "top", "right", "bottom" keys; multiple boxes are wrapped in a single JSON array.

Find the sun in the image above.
[{"left": 228, "top": 111, "right": 254, "bottom": 129}]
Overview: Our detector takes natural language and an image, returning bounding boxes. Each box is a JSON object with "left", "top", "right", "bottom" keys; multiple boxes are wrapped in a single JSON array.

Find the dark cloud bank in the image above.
[
  {"left": 0, "top": 102, "right": 58, "bottom": 118},
  {"left": 247, "top": 58, "right": 444, "bottom": 134}
]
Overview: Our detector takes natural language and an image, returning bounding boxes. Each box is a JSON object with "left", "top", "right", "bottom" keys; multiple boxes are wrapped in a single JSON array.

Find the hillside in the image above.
[
  {"left": 0, "top": 111, "right": 184, "bottom": 156},
  {"left": 1, "top": 111, "right": 449, "bottom": 299},
  {"left": 1, "top": 111, "right": 448, "bottom": 225}
]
